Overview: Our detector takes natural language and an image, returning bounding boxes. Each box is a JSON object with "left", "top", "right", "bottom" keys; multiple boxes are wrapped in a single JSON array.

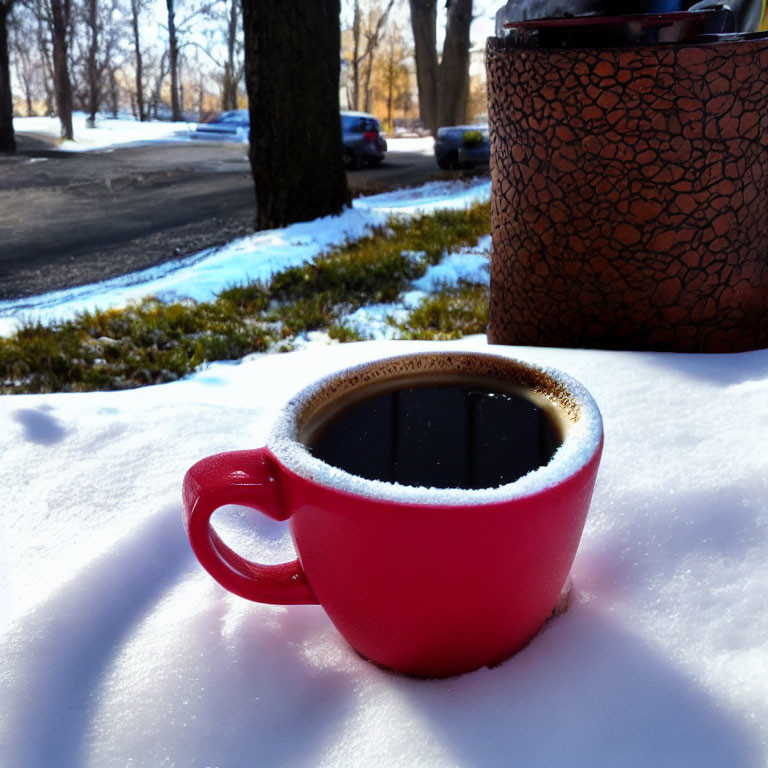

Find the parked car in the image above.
[
  {"left": 192, "top": 109, "right": 249, "bottom": 142},
  {"left": 341, "top": 111, "right": 387, "bottom": 169},
  {"left": 191, "top": 109, "right": 388, "bottom": 167},
  {"left": 434, "top": 124, "right": 490, "bottom": 170}
]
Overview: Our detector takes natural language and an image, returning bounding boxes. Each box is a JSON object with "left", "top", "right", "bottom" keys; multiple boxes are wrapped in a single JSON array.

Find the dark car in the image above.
[
  {"left": 341, "top": 111, "right": 387, "bottom": 169},
  {"left": 192, "top": 109, "right": 249, "bottom": 141},
  {"left": 434, "top": 124, "right": 490, "bottom": 170}
]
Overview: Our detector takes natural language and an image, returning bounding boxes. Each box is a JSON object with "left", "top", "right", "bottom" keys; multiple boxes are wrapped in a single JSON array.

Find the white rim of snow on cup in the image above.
[{"left": 269, "top": 351, "right": 603, "bottom": 506}]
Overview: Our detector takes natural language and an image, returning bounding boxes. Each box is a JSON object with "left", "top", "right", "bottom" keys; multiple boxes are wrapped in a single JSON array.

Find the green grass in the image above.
[
  {"left": 397, "top": 283, "right": 489, "bottom": 340},
  {"left": 0, "top": 201, "right": 490, "bottom": 394},
  {"left": 1, "top": 301, "right": 272, "bottom": 392}
]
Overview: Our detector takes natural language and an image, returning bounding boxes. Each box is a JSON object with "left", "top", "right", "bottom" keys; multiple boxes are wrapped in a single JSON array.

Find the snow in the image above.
[
  {"left": 13, "top": 112, "right": 193, "bottom": 153},
  {"left": 0, "top": 177, "right": 491, "bottom": 337},
  {"left": 340, "top": 235, "right": 491, "bottom": 340},
  {"left": 410, "top": 234, "right": 491, "bottom": 290},
  {"left": 2, "top": 337, "right": 768, "bottom": 767},
  {"left": 354, "top": 177, "right": 491, "bottom": 215},
  {"left": 384, "top": 136, "right": 435, "bottom": 155}
]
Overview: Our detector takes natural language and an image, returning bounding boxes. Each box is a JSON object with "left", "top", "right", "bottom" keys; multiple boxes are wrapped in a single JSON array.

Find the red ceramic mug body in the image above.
[{"left": 182, "top": 352, "right": 603, "bottom": 677}]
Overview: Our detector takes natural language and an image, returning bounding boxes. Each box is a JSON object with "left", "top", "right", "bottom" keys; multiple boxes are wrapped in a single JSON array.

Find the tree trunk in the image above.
[
  {"left": 131, "top": 0, "right": 145, "bottom": 120},
  {"left": 355, "top": 0, "right": 395, "bottom": 116},
  {"left": 35, "top": 2, "right": 56, "bottom": 116},
  {"left": 166, "top": 0, "right": 180, "bottom": 121},
  {"left": 351, "top": 0, "right": 360, "bottom": 110},
  {"left": 86, "top": 0, "right": 99, "bottom": 124},
  {"left": 242, "top": 0, "right": 349, "bottom": 229},
  {"left": 437, "top": 0, "right": 472, "bottom": 127},
  {"left": 9, "top": 11, "right": 34, "bottom": 119},
  {"left": 221, "top": 0, "right": 238, "bottom": 110},
  {"left": 386, "top": 38, "right": 395, "bottom": 131},
  {"left": 0, "top": 3, "right": 15, "bottom": 154},
  {"left": 408, "top": 0, "right": 437, "bottom": 133},
  {"left": 362, "top": 53, "right": 373, "bottom": 114},
  {"left": 50, "top": 0, "right": 73, "bottom": 139},
  {"left": 108, "top": 66, "right": 118, "bottom": 116}
]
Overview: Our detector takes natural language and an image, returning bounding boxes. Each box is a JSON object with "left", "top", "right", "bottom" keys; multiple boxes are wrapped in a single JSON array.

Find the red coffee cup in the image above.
[{"left": 182, "top": 351, "right": 603, "bottom": 677}]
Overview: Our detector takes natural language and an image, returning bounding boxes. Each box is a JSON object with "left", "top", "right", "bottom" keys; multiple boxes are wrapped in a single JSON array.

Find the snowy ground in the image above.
[
  {"left": 13, "top": 113, "right": 436, "bottom": 156},
  {"left": 0, "top": 176, "right": 491, "bottom": 336},
  {"left": 1, "top": 337, "right": 767, "bottom": 768},
  {"left": 341, "top": 235, "right": 491, "bottom": 340},
  {"left": 13, "top": 112, "right": 194, "bottom": 152}
]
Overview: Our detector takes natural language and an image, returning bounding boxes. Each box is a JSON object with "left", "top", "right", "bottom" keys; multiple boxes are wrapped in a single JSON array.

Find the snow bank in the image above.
[
  {"left": 0, "top": 178, "right": 491, "bottom": 337},
  {"left": 13, "top": 113, "right": 192, "bottom": 152},
  {"left": 2, "top": 338, "right": 767, "bottom": 767},
  {"left": 384, "top": 136, "right": 435, "bottom": 155}
]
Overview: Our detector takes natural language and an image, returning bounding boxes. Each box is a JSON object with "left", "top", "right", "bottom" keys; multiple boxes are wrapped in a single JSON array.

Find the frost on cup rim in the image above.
[{"left": 269, "top": 351, "right": 603, "bottom": 506}]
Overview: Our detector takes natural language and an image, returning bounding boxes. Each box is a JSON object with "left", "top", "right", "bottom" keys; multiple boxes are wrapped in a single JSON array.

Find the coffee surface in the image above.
[{"left": 307, "top": 385, "right": 563, "bottom": 489}]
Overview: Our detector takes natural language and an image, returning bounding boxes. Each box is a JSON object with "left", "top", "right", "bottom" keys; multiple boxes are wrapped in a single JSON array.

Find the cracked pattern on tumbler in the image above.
[{"left": 487, "top": 37, "right": 768, "bottom": 352}]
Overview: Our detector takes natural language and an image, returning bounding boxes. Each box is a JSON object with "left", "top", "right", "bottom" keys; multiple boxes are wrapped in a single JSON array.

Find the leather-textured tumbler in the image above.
[{"left": 486, "top": 36, "right": 768, "bottom": 352}]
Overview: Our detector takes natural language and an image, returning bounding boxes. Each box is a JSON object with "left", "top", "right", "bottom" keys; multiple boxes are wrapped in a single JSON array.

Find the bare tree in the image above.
[
  {"left": 437, "top": 0, "right": 471, "bottom": 127},
  {"left": 347, "top": 0, "right": 395, "bottom": 112},
  {"left": 8, "top": 5, "right": 38, "bottom": 116},
  {"left": 192, "top": 0, "right": 243, "bottom": 110},
  {"left": 83, "top": 0, "right": 103, "bottom": 124},
  {"left": 408, "top": 0, "right": 472, "bottom": 132},
  {"left": 350, "top": 0, "right": 360, "bottom": 108},
  {"left": 147, "top": 47, "right": 168, "bottom": 117},
  {"left": 242, "top": 0, "right": 348, "bottom": 229},
  {"left": 165, "top": 0, "right": 180, "bottom": 120},
  {"left": 219, "top": 0, "right": 239, "bottom": 109},
  {"left": 16, "top": 0, "right": 70, "bottom": 128},
  {"left": 49, "top": 0, "right": 74, "bottom": 138},
  {"left": 32, "top": 0, "right": 56, "bottom": 114},
  {"left": 373, "top": 20, "right": 410, "bottom": 131},
  {"left": 161, "top": 0, "right": 218, "bottom": 120},
  {"left": 102, "top": 0, "right": 127, "bottom": 117},
  {"left": 130, "top": 0, "right": 146, "bottom": 119},
  {"left": 0, "top": 0, "right": 15, "bottom": 152},
  {"left": 69, "top": 0, "right": 128, "bottom": 123},
  {"left": 408, "top": 0, "right": 437, "bottom": 131}
]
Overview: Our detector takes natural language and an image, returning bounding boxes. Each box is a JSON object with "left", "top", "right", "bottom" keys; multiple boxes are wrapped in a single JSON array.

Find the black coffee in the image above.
[{"left": 307, "top": 384, "right": 563, "bottom": 490}]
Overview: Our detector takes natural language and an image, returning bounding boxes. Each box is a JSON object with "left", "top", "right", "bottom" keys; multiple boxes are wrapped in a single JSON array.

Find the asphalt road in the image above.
[{"left": 0, "top": 135, "right": 443, "bottom": 300}]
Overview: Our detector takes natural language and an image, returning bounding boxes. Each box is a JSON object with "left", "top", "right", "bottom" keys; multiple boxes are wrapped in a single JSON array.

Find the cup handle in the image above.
[{"left": 182, "top": 448, "right": 318, "bottom": 605}]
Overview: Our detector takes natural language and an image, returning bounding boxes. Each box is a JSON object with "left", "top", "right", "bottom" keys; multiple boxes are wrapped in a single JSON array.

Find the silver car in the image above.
[
  {"left": 341, "top": 111, "right": 387, "bottom": 170},
  {"left": 192, "top": 109, "right": 249, "bottom": 142}
]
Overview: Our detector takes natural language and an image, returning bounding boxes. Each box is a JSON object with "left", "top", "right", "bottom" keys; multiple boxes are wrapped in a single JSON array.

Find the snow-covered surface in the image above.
[
  {"left": 0, "top": 178, "right": 491, "bottom": 337},
  {"left": 354, "top": 176, "right": 490, "bottom": 215},
  {"left": 13, "top": 113, "right": 193, "bottom": 152},
  {"left": 13, "top": 116, "right": 439, "bottom": 156},
  {"left": 384, "top": 136, "right": 435, "bottom": 155},
  {"left": 2, "top": 337, "right": 768, "bottom": 767}
]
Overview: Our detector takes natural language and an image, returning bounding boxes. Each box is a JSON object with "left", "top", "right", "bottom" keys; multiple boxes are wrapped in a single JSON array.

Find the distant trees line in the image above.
[
  {"left": 0, "top": 0, "right": 478, "bottom": 153},
  {"left": 0, "top": 0, "right": 244, "bottom": 150}
]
